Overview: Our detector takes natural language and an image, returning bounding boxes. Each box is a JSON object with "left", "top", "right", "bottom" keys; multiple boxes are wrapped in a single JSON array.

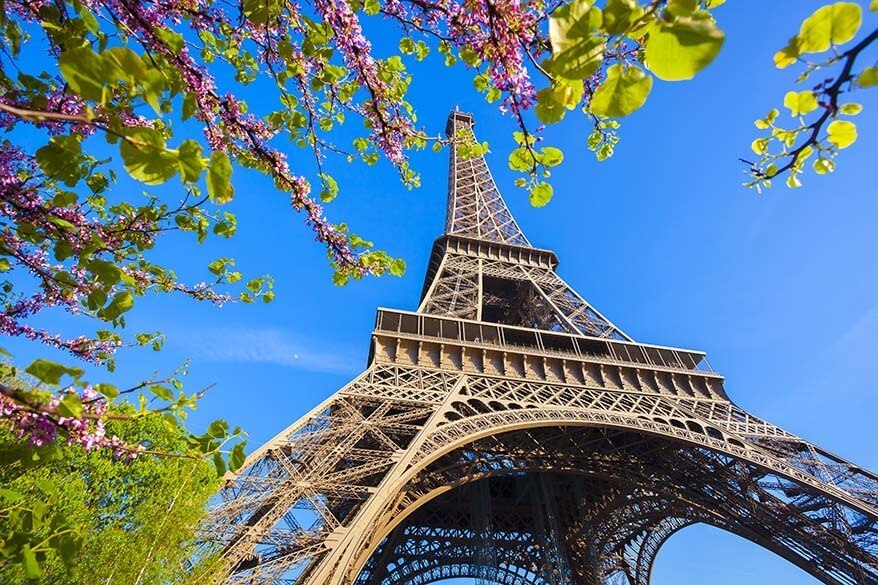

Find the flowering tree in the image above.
[{"left": 0, "top": 0, "right": 875, "bottom": 577}]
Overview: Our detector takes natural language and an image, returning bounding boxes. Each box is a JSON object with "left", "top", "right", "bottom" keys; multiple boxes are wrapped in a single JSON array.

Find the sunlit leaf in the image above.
[
  {"left": 589, "top": 64, "right": 653, "bottom": 117},
  {"left": 858, "top": 66, "right": 878, "bottom": 87},
  {"left": 783, "top": 90, "right": 818, "bottom": 117},
  {"left": 58, "top": 47, "right": 105, "bottom": 102},
  {"left": 827, "top": 119, "right": 857, "bottom": 148},
  {"left": 206, "top": 151, "right": 234, "bottom": 204},
  {"left": 120, "top": 128, "right": 177, "bottom": 185},
  {"left": 645, "top": 15, "right": 725, "bottom": 81},
  {"left": 529, "top": 182, "right": 553, "bottom": 207},
  {"left": 25, "top": 359, "right": 84, "bottom": 386},
  {"left": 797, "top": 2, "right": 862, "bottom": 54},
  {"left": 547, "top": 0, "right": 605, "bottom": 80}
]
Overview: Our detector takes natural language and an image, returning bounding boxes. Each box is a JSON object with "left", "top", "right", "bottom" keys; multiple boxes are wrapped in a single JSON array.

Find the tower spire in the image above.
[{"left": 444, "top": 111, "right": 530, "bottom": 246}]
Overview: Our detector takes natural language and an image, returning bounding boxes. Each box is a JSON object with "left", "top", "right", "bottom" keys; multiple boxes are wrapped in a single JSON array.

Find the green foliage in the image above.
[
  {"left": 746, "top": 1, "right": 873, "bottom": 191},
  {"left": 546, "top": 0, "right": 605, "bottom": 80},
  {"left": 512, "top": 0, "right": 729, "bottom": 202},
  {"left": 775, "top": 2, "right": 862, "bottom": 64},
  {"left": 0, "top": 411, "right": 224, "bottom": 583}
]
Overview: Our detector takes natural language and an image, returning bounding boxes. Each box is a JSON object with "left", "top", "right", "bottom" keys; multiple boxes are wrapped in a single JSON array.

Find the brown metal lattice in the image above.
[{"left": 200, "top": 112, "right": 878, "bottom": 585}]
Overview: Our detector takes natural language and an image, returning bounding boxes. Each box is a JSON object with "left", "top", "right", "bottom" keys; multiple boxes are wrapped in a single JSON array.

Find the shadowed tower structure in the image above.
[{"left": 202, "top": 112, "right": 878, "bottom": 584}]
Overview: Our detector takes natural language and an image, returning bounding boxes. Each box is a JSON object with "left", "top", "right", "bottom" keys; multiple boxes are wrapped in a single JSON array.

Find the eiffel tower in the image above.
[{"left": 203, "top": 111, "right": 878, "bottom": 585}]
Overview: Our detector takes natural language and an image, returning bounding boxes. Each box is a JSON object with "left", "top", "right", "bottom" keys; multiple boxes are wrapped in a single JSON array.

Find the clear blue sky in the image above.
[{"left": 9, "top": 1, "right": 878, "bottom": 583}]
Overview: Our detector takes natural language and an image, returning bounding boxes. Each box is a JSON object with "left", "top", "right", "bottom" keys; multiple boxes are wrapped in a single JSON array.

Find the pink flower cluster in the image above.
[
  {"left": 98, "top": 0, "right": 372, "bottom": 275},
  {"left": 384, "top": 0, "right": 540, "bottom": 114},
  {"left": 0, "top": 85, "right": 94, "bottom": 136},
  {"left": 314, "top": 0, "right": 413, "bottom": 164},
  {"left": 0, "top": 386, "right": 138, "bottom": 458}
]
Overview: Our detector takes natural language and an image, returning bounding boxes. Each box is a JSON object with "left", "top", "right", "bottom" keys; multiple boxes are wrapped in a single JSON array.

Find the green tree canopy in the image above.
[{"left": 0, "top": 406, "right": 222, "bottom": 583}]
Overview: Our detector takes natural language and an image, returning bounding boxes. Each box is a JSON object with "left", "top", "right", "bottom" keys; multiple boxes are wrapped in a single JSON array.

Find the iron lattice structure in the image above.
[{"left": 202, "top": 112, "right": 878, "bottom": 585}]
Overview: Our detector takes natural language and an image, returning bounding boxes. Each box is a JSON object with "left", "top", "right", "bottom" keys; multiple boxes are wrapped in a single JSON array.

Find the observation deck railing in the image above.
[{"left": 373, "top": 308, "right": 717, "bottom": 377}]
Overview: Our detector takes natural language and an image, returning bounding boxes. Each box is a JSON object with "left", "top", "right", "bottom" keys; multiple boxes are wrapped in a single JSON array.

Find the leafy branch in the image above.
[{"left": 745, "top": 2, "right": 877, "bottom": 190}]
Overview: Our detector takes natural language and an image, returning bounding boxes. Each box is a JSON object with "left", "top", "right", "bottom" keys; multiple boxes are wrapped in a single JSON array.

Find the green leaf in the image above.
[
  {"left": 58, "top": 47, "right": 105, "bottom": 102},
  {"left": 177, "top": 140, "right": 206, "bottom": 183},
  {"left": 319, "top": 174, "right": 339, "bottom": 202},
  {"left": 140, "top": 69, "right": 165, "bottom": 115},
  {"left": 547, "top": 0, "right": 605, "bottom": 80},
  {"left": 87, "top": 259, "right": 123, "bottom": 286},
  {"left": 667, "top": 0, "right": 698, "bottom": 18},
  {"left": 53, "top": 533, "right": 82, "bottom": 570},
  {"left": 529, "top": 182, "right": 554, "bottom": 207},
  {"left": 550, "top": 79, "right": 585, "bottom": 110},
  {"left": 229, "top": 442, "right": 247, "bottom": 472},
  {"left": 149, "top": 385, "right": 174, "bottom": 401},
  {"left": 0, "top": 488, "right": 23, "bottom": 502},
  {"left": 35, "top": 135, "right": 83, "bottom": 187},
  {"left": 645, "top": 15, "right": 725, "bottom": 81},
  {"left": 243, "top": 0, "right": 281, "bottom": 22},
  {"left": 751, "top": 138, "right": 768, "bottom": 155},
  {"left": 389, "top": 258, "right": 406, "bottom": 277},
  {"left": 813, "top": 158, "right": 835, "bottom": 174},
  {"left": 182, "top": 92, "right": 198, "bottom": 120},
  {"left": 212, "top": 451, "right": 227, "bottom": 476},
  {"left": 589, "top": 64, "right": 653, "bottom": 118},
  {"left": 783, "top": 90, "right": 818, "bottom": 117},
  {"left": 509, "top": 148, "right": 535, "bottom": 172},
  {"left": 95, "top": 383, "right": 119, "bottom": 400},
  {"left": 57, "top": 393, "right": 84, "bottom": 418},
  {"left": 535, "top": 88, "right": 566, "bottom": 124},
  {"left": 54, "top": 240, "right": 74, "bottom": 261},
  {"left": 120, "top": 128, "right": 177, "bottom": 185},
  {"left": 773, "top": 37, "right": 801, "bottom": 69},
  {"left": 99, "top": 290, "right": 135, "bottom": 321},
  {"left": 208, "top": 420, "right": 229, "bottom": 439},
  {"left": 603, "top": 0, "right": 643, "bottom": 35},
  {"left": 22, "top": 544, "right": 41, "bottom": 579},
  {"left": 797, "top": 2, "right": 862, "bottom": 54},
  {"left": 827, "top": 119, "right": 857, "bottom": 148},
  {"left": 102, "top": 46, "right": 146, "bottom": 85},
  {"left": 206, "top": 151, "right": 234, "bottom": 204},
  {"left": 839, "top": 103, "right": 862, "bottom": 115},
  {"left": 25, "top": 359, "right": 84, "bottom": 386},
  {"left": 155, "top": 28, "right": 185, "bottom": 52},
  {"left": 399, "top": 37, "right": 415, "bottom": 54},
  {"left": 364, "top": 0, "right": 380, "bottom": 16},
  {"left": 208, "top": 258, "right": 227, "bottom": 275},
  {"left": 540, "top": 146, "right": 564, "bottom": 167},
  {"left": 78, "top": 5, "right": 100, "bottom": 34},
  {"left": 857, "top": 66, "right": 878, "bottom": 87}
]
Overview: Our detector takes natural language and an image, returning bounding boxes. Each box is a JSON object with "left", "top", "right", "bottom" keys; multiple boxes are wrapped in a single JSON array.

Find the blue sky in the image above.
[{"left": 8, "top": 1, "right": 878, "bottom": 583}]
